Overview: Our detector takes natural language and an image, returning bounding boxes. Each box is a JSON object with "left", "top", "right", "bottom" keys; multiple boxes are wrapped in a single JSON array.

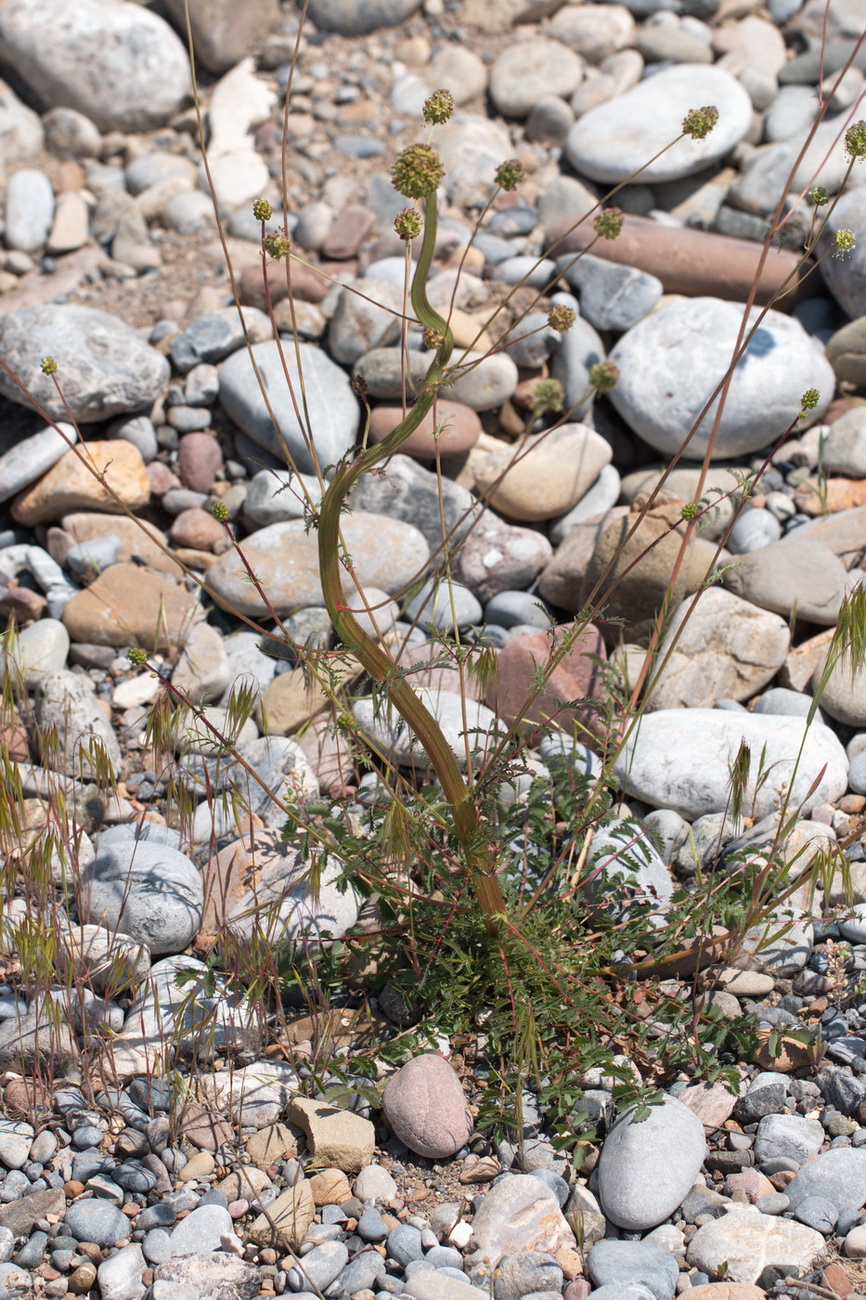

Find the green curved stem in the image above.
[{"left": 318, "top": 193, "right": 505, "bottom": 935}]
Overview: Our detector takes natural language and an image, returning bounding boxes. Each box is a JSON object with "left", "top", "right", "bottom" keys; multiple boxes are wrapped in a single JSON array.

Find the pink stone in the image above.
[
  {"left": 177, "top": 431, "right": 223, "bottom": 493},
  {"left": 382, "top": 1054, "right": 471, "bottom": 1159}
]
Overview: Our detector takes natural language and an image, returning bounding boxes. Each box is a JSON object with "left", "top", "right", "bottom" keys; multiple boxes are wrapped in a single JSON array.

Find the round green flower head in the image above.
[
  {"left": 594, "top": 207, "right": 624, "bottom": 241},
  {"left": 212, "top": 500, "right": 230, "bottom": 523},
  {"left": 391, "top": 144, "right": 445, "bottom": 198},
  {"left": 808, "top": 186, "right": 830, "bottom": 206},
  {"left": 679, "top": 501, "right": 701, "bottom": 522},
  {"left": 264, "top": 229, "right": 291, "bottom": 260},
  {"left": 548, "top": 304, "right": 576, "bottom": 334},
  {"left": 495, "top": 159, "right": 524, "bottom": 192},
  {"left": 799, "top": 388, "right": 820, "bottom": 418},
  {"left": 833, "top": 228, "right": 857, "bottom": 257},
  {"left": 589, "top": 361, "right": 619, "bottom": 394},
  {"left": 394, "top": 208, "right": 422, "bottom": 241},
  {"left": 845, "top": 120, "right": 866, "bottom": 161},
  {"left": 682, "top": 105, "right": 719, "bottom": 140},
  {"left": 127, "top": 647, "right": 148, "bottom": 667},
  {"left": 423, "top": 89, "right": 454, "bottom": 126},
  {"left": 529, "top": 377, "right": 564, "bottom": 418},
  {"left": 252, "top": 197, "right": 273, "bottom": 222},
  {"left": 40, "top": 356, "right": 58, "bottom": 376}
]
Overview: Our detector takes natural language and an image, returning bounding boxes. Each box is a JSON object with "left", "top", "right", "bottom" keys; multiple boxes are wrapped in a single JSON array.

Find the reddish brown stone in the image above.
[
  {"left": 548, "top": 213, "right": 808, "bottom": 307},
  {"left": 0, "top": 582, "right": 45, "bottom": 624},
  {"left": 62, "top": 562, "right": 202, "bottom": 651},
  {"left": 369, "top": 400, "right": 482, "bottom": 459},
  {"left": 177, "top": 432, "right": 223, "bottom": 494},
  {"left": 822, "top": 1262, "right": 855, "bottom": 1296},
  {"left": 0, "top": 719, "right": 30, "bottom": 762},
  {"left": 484, "top": 624, "right": 606, "bottom": 737},
  {"left": 322, "top": 204, "right": 376, "bottom": 260},
  {"left": 239, "top": 260, "right": 330, "bottom": 311},
  {"left": 175, "top": 1099, "right": 233, "bottom": 1151},
  {"left": 169, "top": 507, "right": 225, "bottom": 552}
]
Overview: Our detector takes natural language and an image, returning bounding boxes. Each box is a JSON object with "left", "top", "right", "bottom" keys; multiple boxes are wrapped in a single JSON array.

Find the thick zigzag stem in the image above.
[{"left": 318, "top": 193, "right": 506, "bottom": 935}]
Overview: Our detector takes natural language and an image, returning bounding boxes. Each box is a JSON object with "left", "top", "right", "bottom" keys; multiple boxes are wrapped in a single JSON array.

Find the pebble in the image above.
[
  {"left": 565, "top": 65, "right": 752, "bottom": 183},
  {"left": 597, "top": 1096, "right": 706, "bottom": 1231},
  {"left": 0, "top": 0, "right": 190, "bottom": 130},
  {"left": 609, "top": 297, "right": 834, "bottom": 459}
]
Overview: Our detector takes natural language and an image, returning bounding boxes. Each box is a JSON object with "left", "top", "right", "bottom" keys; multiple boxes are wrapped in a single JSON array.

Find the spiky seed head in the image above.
[
  {"left": 529, "top": 377, "right": 565, "bottom": 417},
  {"left": 682, "top": 105, "right": 719, "bottom": 139},
  {"left": 422, "top": 326, "right": 446, "bottom": 351},
  {"left": 127, "top": 647, "right": 148, "bottom": 667},
  {"left": 263, "top": 229, "right": 291, "bottom": 260},
  {"left": 212, "top": 500, "right": 230, "bottom": 523},
  {"left": 680, "top": 501, "right": 700, "bottom": 521},
  {"left": 548, "top": 304, "right": 576, "bottom": 334},
  {"left": 423, "top": 89, "right": 454, "bottom": 125},
  {"left": 809, "top": 186, "right": 830, "bottom": 206},
  {"left": 494, "top": 159, "right": 524, "bottom": 192},
  {"left": 252, "top": 197, "right": 273, "bottom": 222},
  {"left": 391, "top": 144, "right": 445, "bottom": 198},
  {"left": 845, "top": 120, "right": 866, "bottom": 161},
  {"left": 833, "top": 228, "right": 857, "bottom": 257},
  {"left": 40, "top": 356, "right": 57, "bottom": 376},
  {"left": 394, "top": 208, "right": 423, "bottom": 241},
  {"left": 352, "top": 374, "right": 369, "bottom": 397},
  {"left": 593, "top": 207, "right": 624, "bottom": 240},
  {"left": 799, "top": 388, "right": 820, "bottom": 419},
  {"left": 589, "top": 361, "right": 619, "bottom": 393}
]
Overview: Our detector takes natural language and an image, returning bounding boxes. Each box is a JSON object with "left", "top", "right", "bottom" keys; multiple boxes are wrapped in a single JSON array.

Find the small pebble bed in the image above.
[{"left": 2, "top": 0, "right": 866, "bottom": 1299}]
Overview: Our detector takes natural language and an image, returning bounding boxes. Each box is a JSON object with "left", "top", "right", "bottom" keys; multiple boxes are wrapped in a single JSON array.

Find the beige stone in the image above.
[
  {"left": 244, "top": 1123, "right": 298, "bottom": 1170},
  {"left": 473, "top": 423, "right": 612, "bottom": 523},
  {"left": 259, "top": 667, "right": 328, "bottom": 735},
  {"left": 247, "top": 1179, "right": 315, "bottom": 1251},
  {"left": 678, "top": 1081, "right": 739, "bottom": 1129},
  {"left": 686, "top": 1286, "right": 770, "bottom": 1300},
  {"left": 216, "top": 1165, "right": 274, "bottom": 1201},
  {"left": 309, "top": 1168, "right": 352, "bottom": 1206},
  {"left": 647, "top": 587, "right": 789, "bottom": 709},
  {"left": 62, "top": 562, "right": 202, "bottom": 651},
  {"left": 46, "top": 191, "right": 90, "bottom": 255},
  {"left": 12, "top": 441, "right": 150, "bottom": 525},
  {"left": 286, "top": 1096, "right": 375, "bottom": 1174}
]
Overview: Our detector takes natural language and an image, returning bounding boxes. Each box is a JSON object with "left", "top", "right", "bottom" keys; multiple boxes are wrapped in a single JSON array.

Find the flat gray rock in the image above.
[
  {"left": 219, "top": 339, "right": 359, "bottom": 476},
  {"left": 686, "top": 1206, "right": 824, "bottom": 1286},
  {"left": 0, "top": 422, "right": 77, "bottom": 505},
  {"left": 0, "top": 307, "right": 170, "bottom": 424},
  {"left": 723, "top": 536, "right": 849, "bottom": 625},
  {"left": 565, "top": 65, "right": 752, "bottom": 184},
  {"left": 0, "top": 0, "right": 191, "bottom": 132},
  {"left": 609, "top": 298, "right": 834, "bottom": 460},
  {"left": 822, "top": 186, "right": 866, "bottom": 318},
  {"left": 754, "top": 1113, "right": 825, "bottom": 1165},
  {"left": 207, "top": 513, "right": 429, "bottom": 618},
  {"left": 34, "top": 669, "right": 122, "bottom": 780},
  {"left": 549, "top": 301, "right": 605, "bottom": 420},
  {"left": 436, "top": 114, "right": 514, "bottom": 204},
  {"left": 353, "top": 687, "right": 502, "bottom": 769},
  {"left": 587, "top": 1240, "right": 679, "bottom": 1300},
  {"left": 785, "top": 1146, "right": 866, "bottom": 1214},
  {"left": 82, "top": 840, "right": 203, "bottom": 957},
  {"left": 306, "top": 0, "right": 422, "bottom": 34},
  {"left": 557, "top": 252, "right": 663, "bottom": 332},
  {"left": 490, "top": 39, "right": 584, "bottom": 118},
  {"left": 615, "top": 709, "right": 848, "bottom": 819},
  {"left": 598, "top": 1096, "right": 706, "bottom": 1231}
]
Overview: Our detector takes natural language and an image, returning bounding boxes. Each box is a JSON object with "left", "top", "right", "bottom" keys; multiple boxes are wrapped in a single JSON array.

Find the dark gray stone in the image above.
[{"left": 556, "top": 252, "right": 662, "bottom": 331}]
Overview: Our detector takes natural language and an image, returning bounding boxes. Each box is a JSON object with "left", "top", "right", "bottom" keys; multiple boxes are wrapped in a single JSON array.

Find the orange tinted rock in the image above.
[
  {"left": 62, "top": 562, "right": 202, "bottom": 650},
  {"left": 548, "top": 212, "right": 807, "bottom": 307},
  {"left": 169, "top": 507, "right": 225, "bottom": 551},
  {"left": 369, "top": 400, "right": 482, "bottom": 459},
  {"left": 12, "top": 441, "right": 150, "bottom": 526},
  {"left": 239, "top": 260, "right": 330, "bottom": 310}
]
